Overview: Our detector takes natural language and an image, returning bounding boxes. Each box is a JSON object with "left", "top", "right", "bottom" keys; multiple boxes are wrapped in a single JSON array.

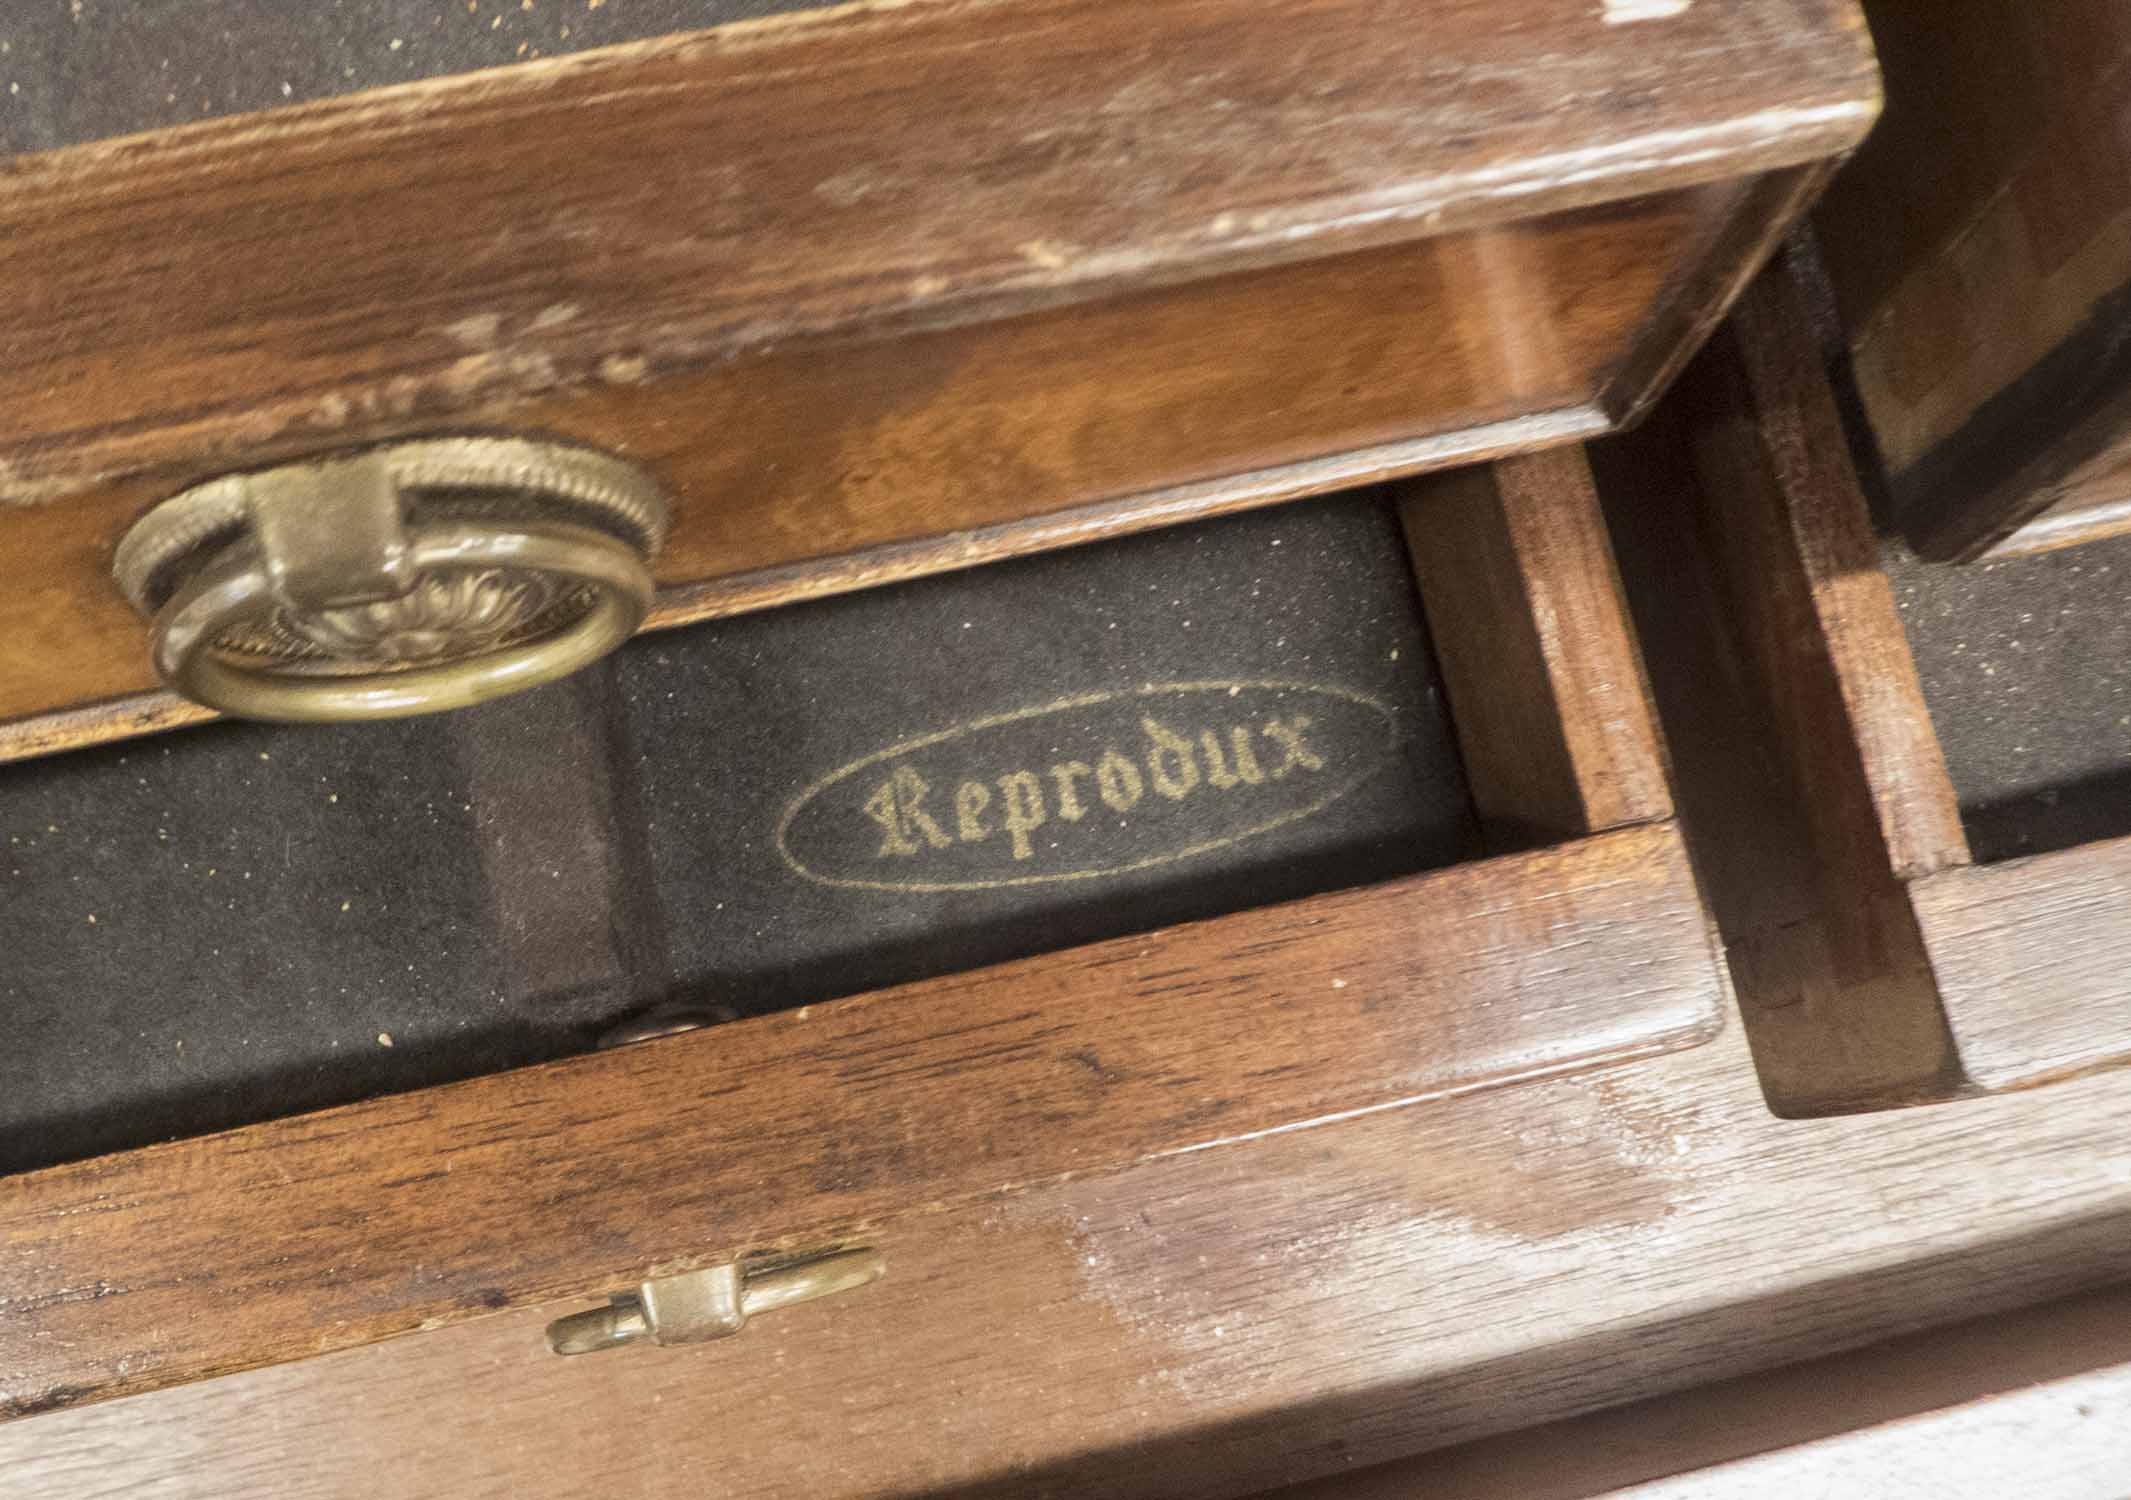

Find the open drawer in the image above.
[
  {"left": 0, "top": 0, "right": 1880, "bottom": 760},
  {"left": 1598, "top": 250, "right": 2131, "bottom": 1114},
  {"left": 0, "top": 446, "right": 1724, "bottom": 1419}
]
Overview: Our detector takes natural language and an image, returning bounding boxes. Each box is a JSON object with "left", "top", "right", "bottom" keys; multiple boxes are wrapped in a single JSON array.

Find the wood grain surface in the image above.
[
  {"left": 0, "top": 199, "right": 1699, "bottom": 762},
  {"left": 0, "top": 0, "right": 1877, "bottom": 503},
  {"left": 1267, "top": 1285, "right": 2131, "bottom": 1499},
  {"left": 10, "top": 1009, "right": 2131, "bottom": 1499},
  {"left": 0, "top": 820, "right": 1721, "bottom": 1422},
  {"left": 1910, "top": 833, "right": 2131, "bottom": 1090},
  {"left": 1598, "top": 253, "right": 1964, "bottom": 1113},
  {"left": 1711, "top": 264, "right": 1971, "bottom": 884},
  {"left": 1403, "top": 446, "right": 1670, "bottom": 850}
]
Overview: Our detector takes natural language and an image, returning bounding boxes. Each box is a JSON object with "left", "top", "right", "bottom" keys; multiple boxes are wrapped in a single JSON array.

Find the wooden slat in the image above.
[
  {"left": 14, "top": 1003, "right": 2131, "bottom": 1498},
  {"left": 1401, "top": 445, "right": 1671, "bottom": 848},
  {"left": 1604, "top": 250, "right": 2131, "bottom": 1109},
  {"left": 0, "top": 0, "right": 1878, "bottom": 504},
  {"left": 1910, "top": 833, "right": 2131, "bottom": 1090},
  {"left": 1598, "top": 251, "right": 1972, "bottom": 1113},
  {"left": 0, "top": 820, "right": 1720, "bottom": 1421},
  {"left": 1267, "top": 1286, "right": 2131, "bottom": 1500},
  {"left": 1717, "top": 261, "right": 1971, "bottom": 883}
]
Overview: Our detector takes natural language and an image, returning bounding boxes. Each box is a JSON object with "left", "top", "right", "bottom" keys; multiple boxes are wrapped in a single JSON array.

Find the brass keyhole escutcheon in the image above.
[{"left": 113, "top": 437, "right": 669, "bottom": 723}]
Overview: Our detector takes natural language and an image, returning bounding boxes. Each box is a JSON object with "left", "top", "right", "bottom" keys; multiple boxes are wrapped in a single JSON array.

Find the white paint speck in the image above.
[{"left": 1602, "top": 0, "right": 1691, "bottom": 20}]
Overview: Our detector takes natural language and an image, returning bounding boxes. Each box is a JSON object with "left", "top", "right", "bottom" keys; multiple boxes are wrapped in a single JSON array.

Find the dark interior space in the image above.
[{"left": 0, "top": 490, "right": 1476, "bottom": 1175}]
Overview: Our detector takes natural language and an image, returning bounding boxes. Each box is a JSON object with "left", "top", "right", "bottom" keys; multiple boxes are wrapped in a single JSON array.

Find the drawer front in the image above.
[
  {"left": 0, "top": 448, "right": 1725, "bottom": 1420},
  {"left": 13, "top": 1022, "right": 2131, "bottom": 1500},
  {"left": 0, "top": 0, "right": 1878, "bottom": 759}
]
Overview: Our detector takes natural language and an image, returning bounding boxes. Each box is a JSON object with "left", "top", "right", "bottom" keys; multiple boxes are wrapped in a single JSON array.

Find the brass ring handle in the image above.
[
  {"left": 156, "top": 521, "right": 651, "bottom": 722},
  {"left": 114, "top": 438, "right": 669, "bottom": 723}
]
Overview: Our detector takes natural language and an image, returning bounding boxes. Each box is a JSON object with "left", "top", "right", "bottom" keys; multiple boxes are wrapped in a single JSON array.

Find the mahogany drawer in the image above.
[
  {"left": 0, "top": 445, "right": 1727, "bottom": 1435},
  {"left": 12, "top": 439, "right": 2131, "bottom": 1497},
  {"left": 0, "top": 0, "right": 1880, "bottom": 760},
  {"left": 15, "top": 904, "right": 2131, "bottom": 1499}
]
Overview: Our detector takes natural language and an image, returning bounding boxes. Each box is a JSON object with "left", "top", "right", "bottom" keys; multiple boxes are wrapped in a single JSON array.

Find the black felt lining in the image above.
[{"left": 2, "top": 490, "right": 1478, "bottom": 1174}]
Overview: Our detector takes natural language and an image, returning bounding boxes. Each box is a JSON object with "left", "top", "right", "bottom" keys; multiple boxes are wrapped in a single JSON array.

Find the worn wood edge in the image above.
[
  {"left": 1489, "top": 446, "right": 1673, "bottom": 829},
  {"left": 1601, "top": 161, "right": 1851, "bottom": 431},
  {"left": 1908, "top": 833, "right": 2131, "bottom": 1092},
  {"left": 1595, "top": 268, "right": 1969, "bottom": 1114},
  {"left": 1726, "top": 260, "right": 1971, "bottom": 879},
  {"left": 0, "top": 0, "right": 1881, "bottom": 505},
  {"left": 0, "top": 690, "right": 215, "bottom": 764},
  {"left": 0, "top": 0, "right": 1875, "bottom": 198},
  {"left": 0, "top": 820, "right": 1721, "bottom": 1421},
  {"left": 0, "top": 405, "right": 1610, "bottom": 768},
  {"left": 1976, "top": 491, "right": 2131, "bottom": 560},
  {"left": 1398, "top": 445, "right": 1671, "bottom": 848},
  {"left": 1263, "top": 1281, "right": 2131, "bottom": 1500}
]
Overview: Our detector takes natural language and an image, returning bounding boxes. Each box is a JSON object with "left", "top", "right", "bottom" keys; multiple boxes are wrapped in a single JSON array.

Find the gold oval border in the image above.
[{"left": 774, "top": 679, "right": 1403, "bottom": 893}]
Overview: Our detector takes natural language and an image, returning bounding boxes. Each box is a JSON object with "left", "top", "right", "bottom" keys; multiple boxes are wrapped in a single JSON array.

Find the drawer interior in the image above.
[
  {"left": 1886, "top": 528, "right": 2131, "bottom": 862},
  {"left": 2, "top": 490, "right": 1481, "bottom": 1175}
]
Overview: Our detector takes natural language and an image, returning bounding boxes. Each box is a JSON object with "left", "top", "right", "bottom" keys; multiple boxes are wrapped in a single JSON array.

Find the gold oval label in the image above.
[{"left": 776, "top": 680, "right": 1401, "bottom": 892}]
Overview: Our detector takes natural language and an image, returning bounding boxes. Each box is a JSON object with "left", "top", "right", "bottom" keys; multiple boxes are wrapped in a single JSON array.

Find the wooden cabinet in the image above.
[{"left": 33, "top": 10, "right": 2129, "bottom": 1497}]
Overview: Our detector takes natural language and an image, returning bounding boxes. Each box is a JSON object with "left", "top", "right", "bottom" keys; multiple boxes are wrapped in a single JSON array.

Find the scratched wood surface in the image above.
[
  {"left": 0, "top": 0, "right": 1876, "bottom": 760},
  {"left": 0, "top": 198, "right": 1703, "bottom": 761},
  {"left": 1910, "top": 833, "right": 2131, "bottom": 1091},
  {"left": 11, "top": 1011, "right": 2131, "bottom": 1499},
  {"left": 0, "top": 0, "right": 1877, "bottom": 502},
  {"left": 1265, "top": 1285, "right": 2131, "bottom": 1499},
  {"left": 0, "top": 820, "right": 1721, "bottom": 1421}
]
